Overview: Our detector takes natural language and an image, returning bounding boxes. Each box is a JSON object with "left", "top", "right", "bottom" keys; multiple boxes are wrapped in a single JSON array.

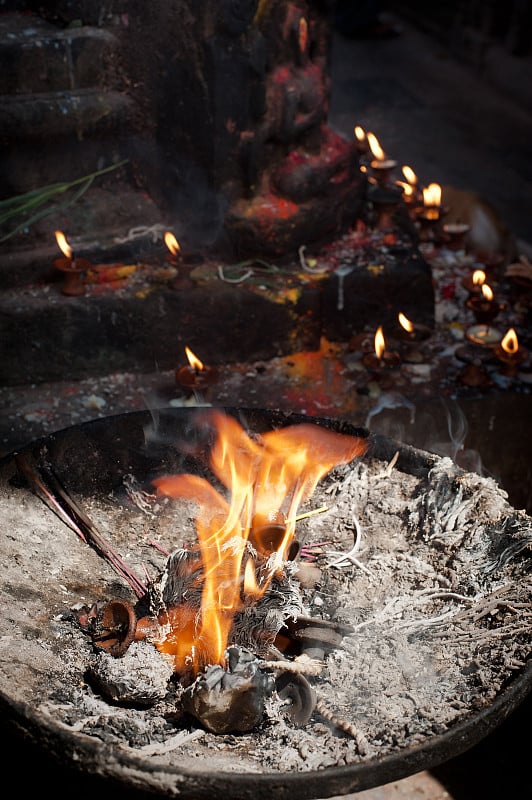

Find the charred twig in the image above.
[{"left": 15, "top": 453, "right": 148, "bottom": 599}]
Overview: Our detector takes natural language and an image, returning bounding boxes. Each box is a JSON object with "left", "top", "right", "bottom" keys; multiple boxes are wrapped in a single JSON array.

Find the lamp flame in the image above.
[
  {"left": 481, "top": 283, "right": 494, "bottom": 302},
  {"left": 354, "top": 125, "right": 366, "bottom": 142},
  {"left": 164, "top": 231, "right": 181, "bottom": 257},
  {"left": 152, "top": 411, "right": 368, "bottom": 673},
  {"left": 396, "top": 181, "right": 414, "bottom": 196},
  {"left": 398, "top": 312, "right": 414, "bottom": 333},
  {"left": 472, "top": 269, "right": 486, "bottom": 286},
  {"left": 185, "top": 346, "right": 204, "bottom": 372},
  {"left": 54, "top": 230, "right": 72, "bottom": 260},
  {"left": 375, "top": 325, "right": 386, "bottom": 359},
  {"left": 298, "top": 16, "right": 308, "bottom": 53},
  {"left": 501, "top": 328, "right": 519, "bottom": 355},
  {"left": 402, "top": 165, "right": 417, "bottom": 185},
  {"left": 367, "top": 132, "right": 385, "bottom": 161},
  {"left": 422, "top": 182, "right": 442, "bottom": 207}
]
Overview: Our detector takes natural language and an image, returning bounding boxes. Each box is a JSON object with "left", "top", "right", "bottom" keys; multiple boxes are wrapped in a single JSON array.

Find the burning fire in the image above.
[
  {"left": 472, "top": 269, "right": 486, "bottom": 286},
  {"left": 152, "top": 411, "right": 367, "bottom": 673},
  {"left": 501, "top": 327, "right": 519, "bottom": 355},
  {"left": 398, "top": 312, "right": 414, "bottom": 334},
  {"left": 164, "top": 231, "right": 181, "bottom": 257},
  {"left": 481, "top": 283, "right": 494, "bottom": 302},
  {"left": 354, "top": 125, "right": 366, "bottom": 143},
  {"left": 422, "top": 182, "right": 442, "bottom": 218},
  {"left": 402, "top": 165, "right": 417, "bottom": 185},
  {"left": 396, "top": 181, "right": 414, "bottom": 197},
  {"left": 55, "top": 230, "right": 73, "bottom": 261},
  {"left": 374, "top": 325, "right": 386, "bottom": 359},
  {"left": 367, "top": 132, "right": 385, "bottom": 161},
  {"left": 185, "top": 345, "right": 204, "bottom": 372},
  {"left": 298, "top": 16, "right": 308, "bottom": 53}
]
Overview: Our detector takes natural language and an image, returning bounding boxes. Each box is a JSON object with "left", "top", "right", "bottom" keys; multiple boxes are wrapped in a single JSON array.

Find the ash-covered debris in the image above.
[{"left": 1, "top": 442, "right": 531, "bottom": 777}]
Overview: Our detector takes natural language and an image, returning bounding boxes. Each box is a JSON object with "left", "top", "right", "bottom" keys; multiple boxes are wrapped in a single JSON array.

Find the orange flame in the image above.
[
  {"left": 398, "top": 312, "right": 414, "bottom": 333},
  {"left": 374, "top": 325, "right": 386, "bottom": 359},
  {"left": 152, "top": 411, "right": 368, "bottom": 673},
  {"left": 481, "top": 283, "right": 494, "bottom": 302},
  {"left": 164, "top": 231, "right": 181, "bottom": 256},
  {"left": 501, "top": 328, "right": 519, "bottom": 355},
  {"left": 396, "top": 181, "right": 414, "bottom": 196},
  {"left": 298, "top": 16, "right": 308, "bottom": 53},
  {"left": 423, "top": 182, "right": 442, "bottom": 207},
  {"left": 185, "top": 346, "right": 204, "bottom": 372},
  {"left": 402, "top": 165, "right": 417, "bottom": 185},
  {"left": 472, "top": 269, "right": 486, "bottom": 286},
  {"left": 367, "top": 132, "right": 385, "bottom": 161},
  {"left": 354, "top": 125, "right": 366, "bottom": 142},
  {"left": 55, "top": 230, "right": 72, "bottom": 259}
]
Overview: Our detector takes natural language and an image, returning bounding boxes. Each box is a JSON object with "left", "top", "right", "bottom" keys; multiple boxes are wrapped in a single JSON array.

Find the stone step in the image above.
[
  {"left": 0, "top": 88, "right": 136, "bottom": 141},
  {"left": 0, "top": 243, "right": 435, "bottom": 385},
  {"left": 0, "top": 12, "right": 120, "bottom": 96}
]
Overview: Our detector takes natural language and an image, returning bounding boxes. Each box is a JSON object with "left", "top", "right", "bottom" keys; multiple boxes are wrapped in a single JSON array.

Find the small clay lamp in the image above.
[
  {"left": 494, "top": 327, "right": 528, "bottom": 377},
  {"left": 397, "top": 312, "right": 432, "bottom": 343},
  {"left": 454, "top": 341, "right": 496, "bottom": 388},
  {"left": 416, "top": 182, "right": 444, "bottom": 238},
  {"left": 442, "top": 222, "right": 470, "bottom": 252},
  {"left": 369, "top": 184, "right": 403, "bottom": 230},
  {"left": 175, "top": 346, "right": 218, "bottom": 397},
  {"left": 367, "top": 131, "right": 397, "bottom": 186},
  {"left": 165, "top": 230, "right": 199, "bottom": 289},
  {"left": 53, "top": 230, "right": 92, "bottom": 296},
  {"left": 466, "top": 282, "right": 504, "bottom": 325},
  {"left": 462, "top": 268, "right": 486, "bottom": 297},
  {"left": 362, "top": 325, "right": 401, "bottom": 371},
  {"left": 466, "top": 323, "right": 503, "bottom": 347}
]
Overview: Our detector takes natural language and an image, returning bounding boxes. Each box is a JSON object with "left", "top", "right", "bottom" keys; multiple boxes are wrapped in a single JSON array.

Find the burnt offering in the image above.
[{"left": 0, "top": 408, "right": 531, "bottom": 800}]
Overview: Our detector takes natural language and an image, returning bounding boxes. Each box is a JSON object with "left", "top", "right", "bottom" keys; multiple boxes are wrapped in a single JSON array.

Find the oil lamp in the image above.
[
  {"left": 367, "top": 132, "right": 397, "bottom": 186},
  {"left": 466, "top": 282, "right": 504, "bottom": 325},
  {"left": 368, "top": 184, "right": 403, "bottom": 230},
  {"left": 175, "top": 346, "right": 218, "bottom": 397},
  {"left": 164, "top": 230, "right": 181, "bottom": 265},
  {"left": 362, "top": 325, "right": 401, "bottom": 371},
  {"left": 397, "top": 312, "right": 431, "bottom": 343},
  {"left": 417, "top": 182, "right": 443, "bottom": 231},
  {"left": 442, "top": 222, "right": 470, "bottom": 251},
  {"left": 494, "top": 328, "right": 528, "bottom": 377},
  {"left": 165, "top": 230, "right": 198, "bottom": 289},
  {"left": 53, "top": 230, "right": 92, "bottom": 296}
]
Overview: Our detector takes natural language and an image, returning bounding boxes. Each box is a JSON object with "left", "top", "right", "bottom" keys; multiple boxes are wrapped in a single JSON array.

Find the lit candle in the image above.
[
  {"left": 466, "top": 283, "right": 503, "bottom": 325},
  {"left": 175, "top": 346, "right": 219, "bottom": 396},
  {"left": 362, "top": 325, "right": 401, "bottom": 371},
  {"left": 354, "top": 125, "right": 369, "bottom": 156},
  {"left": 494, "top": 328, "right": 528, "bottom": 377},
  {"left": 164, "top": 231, "right": 181, "bottom": 264},
  {"left": 53, "top": 230, "right": 91, "bottom": 296},
  {"left": 397, "top": 312, "right": 432, "bottom": 342},
  {"left": 399, "top": 165, "right": 422, "bottom": 207},
  {"left": 367, "top": 132, "right": 397, "bottom": 185},
  {"left": 462, "top": 268, "right": 486, "bottom": 296},
  {"left": 419, "top": 182, "right": 443, "bottom": 222}
]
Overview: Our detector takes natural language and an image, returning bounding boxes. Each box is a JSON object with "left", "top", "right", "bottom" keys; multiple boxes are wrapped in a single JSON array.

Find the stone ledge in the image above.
[{"left": 0, "top": 243, "right": 434, "bottom": 385}]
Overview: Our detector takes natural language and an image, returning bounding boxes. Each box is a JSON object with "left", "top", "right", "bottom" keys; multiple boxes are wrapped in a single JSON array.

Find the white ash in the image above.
[{"left": 1, "top": 450, "right": 531, "bottom": 779}]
